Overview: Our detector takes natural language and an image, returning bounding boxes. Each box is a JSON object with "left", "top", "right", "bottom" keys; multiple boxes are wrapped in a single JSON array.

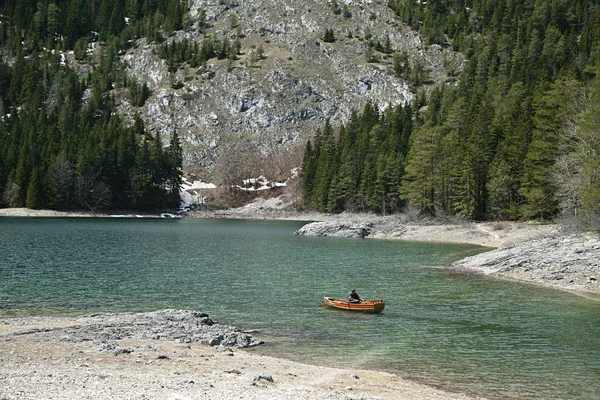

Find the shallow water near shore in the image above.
[{"left": 1, "top": 217, "right": 599, "bottom": 399}]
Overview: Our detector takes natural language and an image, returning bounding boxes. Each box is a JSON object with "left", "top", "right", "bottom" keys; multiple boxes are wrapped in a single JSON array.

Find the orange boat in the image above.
[{"left": 323, "top": 296, "right": 385, "bottom": 313}]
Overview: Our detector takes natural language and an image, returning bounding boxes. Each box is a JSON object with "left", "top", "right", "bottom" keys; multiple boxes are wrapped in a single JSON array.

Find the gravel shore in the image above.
[{"left": 0, "top": 311, "right": 479, "bottom": 400}]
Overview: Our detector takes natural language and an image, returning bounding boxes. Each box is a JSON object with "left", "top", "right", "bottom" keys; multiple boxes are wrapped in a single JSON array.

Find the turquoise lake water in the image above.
[{"left": 0, "top": 217, "right": 598, "bottom": 399}]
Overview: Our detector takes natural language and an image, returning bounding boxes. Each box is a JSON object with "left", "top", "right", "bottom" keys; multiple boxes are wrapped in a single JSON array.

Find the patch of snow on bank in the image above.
[
  {"left": 182, "top": 179, "right": 216, "bottom": 190},
  {"left": 180, "top": 178, "right": 217, "bottom": 210},
  {"left": 238, "top": 175, "right": 288, "bottom": 191}
]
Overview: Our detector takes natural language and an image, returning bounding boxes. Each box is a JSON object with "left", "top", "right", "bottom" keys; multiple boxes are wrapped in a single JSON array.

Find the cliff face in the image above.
[{"left": 118, "top": 0, "right": 460, "bottom": 170}]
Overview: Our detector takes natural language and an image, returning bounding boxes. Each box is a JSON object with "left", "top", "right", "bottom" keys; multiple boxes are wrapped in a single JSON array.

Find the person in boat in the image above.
[{"left": 347, "top": 288, "right": 363, "bottom": 303}]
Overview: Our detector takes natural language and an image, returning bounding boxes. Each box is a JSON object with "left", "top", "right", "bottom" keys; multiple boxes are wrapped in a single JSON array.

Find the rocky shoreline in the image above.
[
  {"left": 450, "top": 233, "right": 600, "bottom": 295},
  {"left": 1, "top": 310, "right": 478, "bottom": 400},
  {"left": 292, "top": 217, "right": 559, "bottom": 247},
  {"left": 294, "top": 217, "right": 600, "bottom": 295},
  {"left": 2, "top": 310, "right": 263, "bottom": 352}
]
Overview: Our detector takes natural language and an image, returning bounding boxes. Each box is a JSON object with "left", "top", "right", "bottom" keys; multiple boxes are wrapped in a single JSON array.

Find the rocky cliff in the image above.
[{"left": 118, "top": 0, "right": 460, "bottom": 172}]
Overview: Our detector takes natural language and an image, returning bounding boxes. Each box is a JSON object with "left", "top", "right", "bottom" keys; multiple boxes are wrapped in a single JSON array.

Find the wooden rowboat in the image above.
[{"left": 323, "top": 296, "right": 385, "bottom": 313}]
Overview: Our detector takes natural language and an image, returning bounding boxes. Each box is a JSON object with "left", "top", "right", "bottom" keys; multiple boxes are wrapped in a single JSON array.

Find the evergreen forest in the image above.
[
  {"left": 302, "top": 0, "right": 600, "bottom": 227},
  {"left": 0, "top": 0, "right": 185, "bottom": 210}
]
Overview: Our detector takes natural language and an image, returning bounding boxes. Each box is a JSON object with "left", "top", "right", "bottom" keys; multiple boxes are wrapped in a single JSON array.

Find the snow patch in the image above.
[
  {"left": 180, "top": 178, "right": 217, "bottom": 211},
  {"left": 182, "top": 180, "right": 216, "bottom": 190},
  {"left": 238, "top": 175, "right": 287, "bottom": 191}
]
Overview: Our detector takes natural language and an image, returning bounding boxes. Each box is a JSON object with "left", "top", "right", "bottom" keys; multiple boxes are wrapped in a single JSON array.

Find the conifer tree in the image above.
[
  {"left": 401, "top": 125, "right": 442, "bottom": 215},
  {"left": 322, "top": 28, "right": 336, "bottom": 43},
  {"left": 168, "top": 129, "right": 184, "bottom": 204},
  {"left": 25, "top": 167, "right": 42, "bottom": 209},
  {"left": 312, "top": 120, "right": 337, "bottom": 211},
  {"left": 301, "top": 139, "right": 317, "bottom": 209},
  {"left": 520, "top": 80, "right": 574, "bottom": 219}
]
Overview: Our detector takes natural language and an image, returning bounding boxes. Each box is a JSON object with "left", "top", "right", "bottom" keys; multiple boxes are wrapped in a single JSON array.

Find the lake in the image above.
[{"left": 0, "top": 217, "right": 598, "bottom": 399}]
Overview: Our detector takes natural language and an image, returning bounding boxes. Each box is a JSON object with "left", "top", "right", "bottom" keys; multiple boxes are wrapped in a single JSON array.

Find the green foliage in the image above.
[
  {"left": 385, "top": 0, "right": 600, "bottom": 220},
  {"left": 0, "top": 1, "right": 184, "bottom": 211},
  {"left": 401, "top": 124, "right": 442, "bottom": 215},
  {"left": 303, "top": 1, "right": 600, "bottom": 221},
  {"left": 519, "top": 80, "right": 573, "bottom": 219},
  {"left": 553, "top": 69, "right": 600, "bottom": 229},
  {"left": 0, "top": 53, "right": 183, "bottom": 211},
  {"left": 158, "top": 36, "right": 239, "bottom": 71},
  {"left": 0, "top": 0, "right": 188, "bottom": 55},
  {"left": 393, "top": 51, "right": 429, "bottom": 86},
  {"left": 130, "top": 80, "right": 151, "bottom": 106},
  {"left": 322, "top": 28, "right": 336, "bottom": 43},
  {"left": 302, "top": 103, "right": 412, "bottom": 214}
]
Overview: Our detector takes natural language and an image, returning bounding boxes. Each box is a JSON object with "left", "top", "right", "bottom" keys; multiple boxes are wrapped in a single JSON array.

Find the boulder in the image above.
[{"left": 294, "top": 221, "right": 371, "bottom": 238}]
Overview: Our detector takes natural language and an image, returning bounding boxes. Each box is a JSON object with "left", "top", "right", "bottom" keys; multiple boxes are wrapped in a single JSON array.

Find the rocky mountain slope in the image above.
[{"left": 118, "top": 0, "right": 460, "bottom": 170}]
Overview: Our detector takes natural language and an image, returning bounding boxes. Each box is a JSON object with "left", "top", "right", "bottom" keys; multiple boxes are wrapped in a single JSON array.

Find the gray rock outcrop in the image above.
[
  {"left": 451, "top": 234, "right": 600, "bottom": 292},
  {"left": 21, "top": 309, "right": 263, "bottom": 351},
  {"left": 294, "top": 221, "right": 371, "bottom": 238}
]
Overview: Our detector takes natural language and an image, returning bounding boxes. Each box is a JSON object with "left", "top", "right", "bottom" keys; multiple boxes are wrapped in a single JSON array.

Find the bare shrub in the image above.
[{"left": 490, "top": 221, "right": 510, "bottom": 231}]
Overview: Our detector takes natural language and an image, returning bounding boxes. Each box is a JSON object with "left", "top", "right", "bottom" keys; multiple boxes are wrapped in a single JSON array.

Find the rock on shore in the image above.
[
  {"left": 294, "top": 221, "right": 372, "bottom": 238},
  {"left": 4, "top": 310, "right": 262, "bottom": 352},
  {"left": 451, "top": 234, "right": 600, "bottom": 293}
]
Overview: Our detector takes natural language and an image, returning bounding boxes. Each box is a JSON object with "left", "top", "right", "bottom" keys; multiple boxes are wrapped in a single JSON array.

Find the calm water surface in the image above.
[{"left": 0, "top": 217, "right": 598, "bottom": 399}]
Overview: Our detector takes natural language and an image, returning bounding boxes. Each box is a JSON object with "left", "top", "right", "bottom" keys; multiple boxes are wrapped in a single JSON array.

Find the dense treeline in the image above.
[
  {"left": 304, "top": 0, "right": 600, "bottom": 225},
  {"left": 0, "top": 0, "right": 185, "bottom": 52},
  {"left": 302, "top": 102, "right": 413, "bottom": 214},
  {"left": 0, "top": 1, "right": 185, "bottom": 210},
  {"left": 0, "top": 52, "right": 183, "bottom": 210}
]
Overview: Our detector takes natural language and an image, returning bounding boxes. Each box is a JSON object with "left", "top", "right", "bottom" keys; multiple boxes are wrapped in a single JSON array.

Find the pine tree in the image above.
[
  {"left": 322, "top": 28, "right": 336, "bottom": 43},
  {"left": 487, "top": 82, "right": 532, "bottom": 220},
  {"left": 301, "top": 139, "right": 317, "bottom": 209},
  {"left": 168, "top": 129, "right": 183, "bottom": 206},
  {"left": 165, "top": 0, "right": 183, "bottom": 32},
  {"left": 401, "top": 125, "right": 443, "bottom": 215},
  {"left": 312, "top": 120, "right": 337, "bottom": 211},
  {"left": 520, "top": 80, "right": 574, "bottom": 219},
  {"left": 46, "top": 3, "right": 61, "bottom": 41},
  {"left": 25, "top": 167, "right": 41, "bottom": 209}
]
